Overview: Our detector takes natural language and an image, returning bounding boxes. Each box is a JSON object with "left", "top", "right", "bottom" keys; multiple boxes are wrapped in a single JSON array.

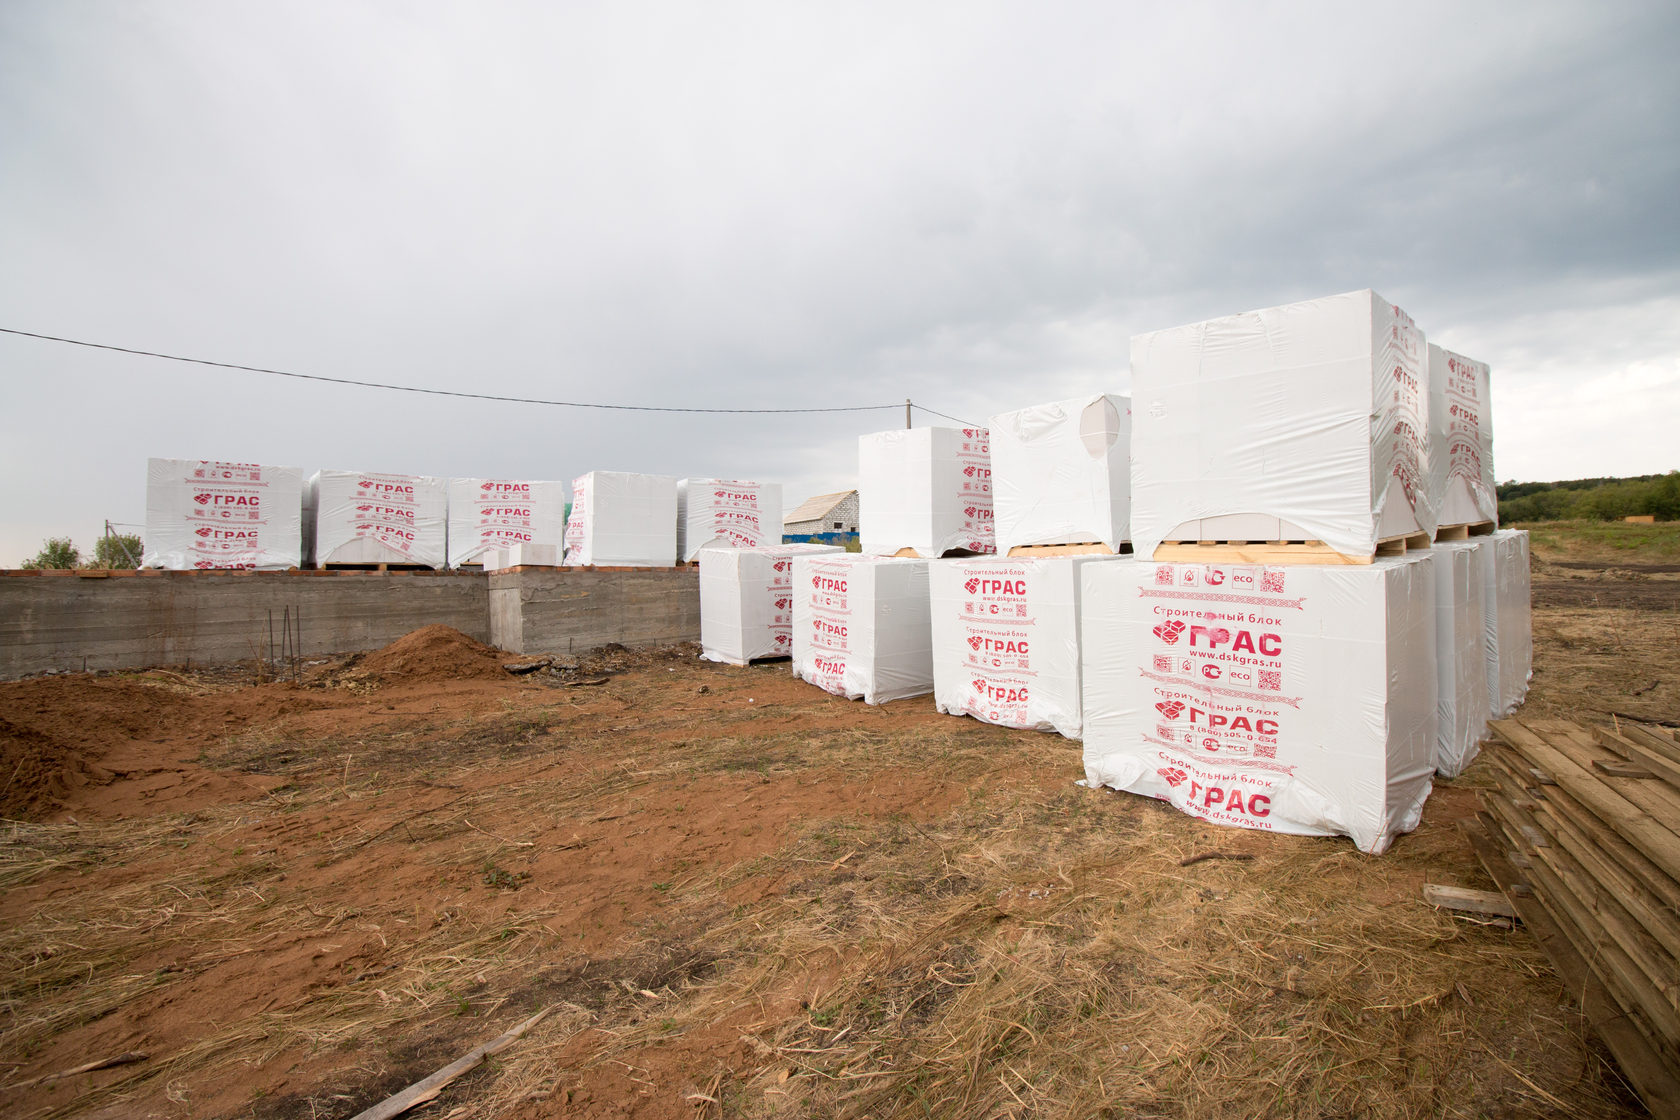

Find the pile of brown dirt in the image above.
[
  {"left": 352, "top": 625, "right": 513, "bottom": 682},
  {"left": 0, "top": 715, "right": 109, "bottom": 819}
]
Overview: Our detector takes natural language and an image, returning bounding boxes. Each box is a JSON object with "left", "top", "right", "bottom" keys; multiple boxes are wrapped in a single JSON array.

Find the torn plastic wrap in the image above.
[
  {"left": 678, "top": 479, "right": 783, "bottom": 562},
  {"left": 307, "top": 470, "right": 446, "bottom": 568},
  {"left": 1080, "top": 557, "right": 1438, "bottom": 854},
  {"left": 791, "top": 555, "right": 933, "bottom": 704},
  {"left": 1482, "top": 529, "right": 1533, "bottom": 718},
  {"left": 142, "top": 458, "right": 304, "bottom": 570},
  {"left": 1430, "top": 542, "right": 1490, "bottom": 777},
  {"left": 1130, "top": 289, "right": 1437, "bottom": 560},
  {"left": 989, "top": 394, "right": 1131, "bottom": 554},
  {"left": 1427, "top": 345, "right": 1498, "bottom": 530},
  {"left": 561, "top": 472, "right": 679, "bottom": 568},
  {"left": 446, "top": 478, "right": 568, "bottom": 568},
  {"left": 482, "top": 544, "right": 564, "bottom": 570},
  {"left": 930, "top": 555, "right": 1123, "bottom": 737},
  {"left": 858, "top": 427, "right": 994, "bottom": 557},
  {"left": 700, "top": 544, "right": 846, "bottom": 665}
]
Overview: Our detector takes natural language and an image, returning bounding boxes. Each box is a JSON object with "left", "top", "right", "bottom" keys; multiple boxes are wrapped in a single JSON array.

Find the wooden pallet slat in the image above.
[
  {"left": 1004, "top": 542, "right": 1131, "bottom": 557},
  {"left": 1523, "top": 785, "right": 1680, "bottom": 962},
  {"left": 1490, "top": 720, "right": 1680, "bottom": 883},
  {"left": 1533, "top": 770, "right": 1680, "bottom": 917},
  {"left": 1593, "top": 725, "right": 1680, "bottom": 787},
  {"left": 1433, "top": 520, "right": 1497, "bottom": 542},
  {"left": 1464, "top": 813, "right": 1680, "bottom": 1115},
  {"left": 1492, "top": 788, "right": 1680, "bottom": 1034}
]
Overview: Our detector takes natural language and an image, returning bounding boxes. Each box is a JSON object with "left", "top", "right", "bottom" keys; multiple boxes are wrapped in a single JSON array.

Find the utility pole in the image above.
[
  {"left": 104, "top": 520, "right": 140, "bottom": 566},
  {"left": 905, "top": 398, "right": 912, "bottom": 429}
]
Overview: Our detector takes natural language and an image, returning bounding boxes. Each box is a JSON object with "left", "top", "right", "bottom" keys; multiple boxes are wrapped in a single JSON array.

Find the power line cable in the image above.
[
  {"left": 0, "top": 327, "right": 904, "bottom": 416},
  {"left": 912, "top": 402, "right": 979, "bottom": 427}
]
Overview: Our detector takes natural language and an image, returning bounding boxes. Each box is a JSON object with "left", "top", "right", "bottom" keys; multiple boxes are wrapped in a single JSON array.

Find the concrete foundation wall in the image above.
[
  {"left": 488, "top": 568, "right": 700, "bottom": 655},
  {"left": 0, "top": 570, "right": 489, "bottom": 679},
  {"left": 0, "top": 567, "right": 703, "bottom": 679}
]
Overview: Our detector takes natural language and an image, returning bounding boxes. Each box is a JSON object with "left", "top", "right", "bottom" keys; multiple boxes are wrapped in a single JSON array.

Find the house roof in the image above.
[{"left": 784, "top": 489, "right": 856, "bottom": 525}]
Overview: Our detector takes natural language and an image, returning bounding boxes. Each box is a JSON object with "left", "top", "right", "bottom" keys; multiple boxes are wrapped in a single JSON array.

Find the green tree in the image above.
[
  {"left": 20, "top": 537, "right": 81, "bottom": 569},
  {"left": 91, "top": 533, "right": 143, "bottom": 569}
]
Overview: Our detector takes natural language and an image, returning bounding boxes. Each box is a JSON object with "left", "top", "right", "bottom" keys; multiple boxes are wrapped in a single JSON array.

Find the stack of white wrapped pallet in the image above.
[
  {"left": 563, "top": 472, "right": 679, "bottom": 568},
  {"left": 1080, "top": 558, "right": 1438, "bottom": 854},
  {"left": 930, "top": 555, "right": 1120, "bottom": 738},
  {"left": 142, "top": 458, "right": 304, "bottom": 570},
  {"left": 1428, "top": 345, "right": 1498, "bottom": 537},
  {"left": 306, "top": 470, "right": 447, "bottom": 568},
  {"left": 446, "top": 478, "right": 568, "bottom": 568},
  {"left": 1483, "top": 529, "right": 1533, "bottom": 718},
  {"left": 988, "top": 394, "right": 1131, "bottom": 555},
  {"left": 1430, "top": 541, "right": 1491, "bottom": 778},
  {"left": 700, "top": 543, "right": 844, "bottom": 665},
  {"left": 1082, "top": 289, "right": 1473, "bottom": 853},
  {"left": 790, "top": 554, "right": 933, "bottom": 704},
  {"left": 1130, "top": 289, "right": 1437, "bottom": 563},
  {"left": 678, "top": 480, "right": 782, "bottom": 562},
  {"left": 858, "top": 427, "right": 994, "bottom": 557}
]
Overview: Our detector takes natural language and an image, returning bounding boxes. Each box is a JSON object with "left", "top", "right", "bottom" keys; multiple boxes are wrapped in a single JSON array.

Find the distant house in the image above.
[{"left": 784, "top": 490, "right": 859, "bottom": 541}]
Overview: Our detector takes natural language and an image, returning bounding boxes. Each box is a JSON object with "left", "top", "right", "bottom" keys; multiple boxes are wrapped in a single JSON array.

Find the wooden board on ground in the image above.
[
  {"left": 1150, "top": 531, "right": 1430, "bottom": 567},
  {"left": 1421, "top": 883, "right": 1518, "bottom": 918}
]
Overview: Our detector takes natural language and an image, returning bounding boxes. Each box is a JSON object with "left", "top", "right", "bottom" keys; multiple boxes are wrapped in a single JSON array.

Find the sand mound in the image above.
[
  {"left": 353, "top": 625, "right": 512, "bottom": 682},
  {"left": 0, "top": 716, "right": 110, "bottom": 820}
]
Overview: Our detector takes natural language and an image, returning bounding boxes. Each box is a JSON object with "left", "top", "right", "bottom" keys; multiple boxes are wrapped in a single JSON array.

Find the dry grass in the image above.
[
  {"left": 476, "top": 770, "right": 1631, "bottom": 1120},
  {"left": 0, "top": 628, "right": 1653, "bottom": 1118}
]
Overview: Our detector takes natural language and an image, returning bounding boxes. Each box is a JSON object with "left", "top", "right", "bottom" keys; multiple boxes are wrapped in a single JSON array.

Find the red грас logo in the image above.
[
  {"left": 1152, "top": 620, "right": 1185, "bottom": 643},
  {"left": 1155, "top": 700, "right": 1184, "bottom": 719},
  {"left": 1157, "top": 767, "right": 1187, "bottom": 787}
]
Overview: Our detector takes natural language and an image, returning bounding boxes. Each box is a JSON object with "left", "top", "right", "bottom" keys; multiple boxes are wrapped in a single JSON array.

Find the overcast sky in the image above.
[{"left": 2, "top": 1, "right": 1676, "bottom": 565}]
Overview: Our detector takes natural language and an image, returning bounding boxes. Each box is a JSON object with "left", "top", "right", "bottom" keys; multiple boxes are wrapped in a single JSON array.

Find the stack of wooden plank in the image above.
[{"left": 1467, "top": 717, "right": 1680, "bottom": 1114}]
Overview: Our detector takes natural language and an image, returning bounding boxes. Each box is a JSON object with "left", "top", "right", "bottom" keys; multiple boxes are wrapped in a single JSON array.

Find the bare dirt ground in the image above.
[{"left": 2, "top": 532, "right": 1677, "bottom": 1120}]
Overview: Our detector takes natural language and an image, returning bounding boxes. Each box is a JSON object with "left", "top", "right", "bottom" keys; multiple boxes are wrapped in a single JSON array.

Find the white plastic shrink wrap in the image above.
[
  {"left": 700, "top": 544, "right": 845, "bottom": 665},
  {"left": 930, "top": 555, "right": 1122, "bottom": 737},
  {"left": 989, "top": 395, "right": 1131, "bottom": 554},
  {"left": 1427, "top": 345, "right": 1498, "bottom": 530},
  {"left": 678, "top": 480, "right": 783, "bottom": 562},
  {"left": 307, "top": 470, "right": 446, "bottom": 568},
  {"left": 1430, "top": 542, "right": 1490, "bottom": 777},
  {"left": 1482, "top": 530, "right": 1533, "bottom": 718},
  {"left": 1130, "top": 289, "right": 1437, "bottom": 560},
  {"left": 446, "top": 478, "right": 568, "bottom": 568},
  {"left": 859, "top": 427, "right": 995, "bottom": 557},
  {"left": 791, "top": 555, "right": 933, "bottom": 704},
  {"left": 143, "top": 458, "right": 304, "bottom": 570},
  {"left": 561, "top": 472, "right": 679, "bottom": 568},
  {"left": 1080, "top": 557, "right": 1438, "bottom": 854}
]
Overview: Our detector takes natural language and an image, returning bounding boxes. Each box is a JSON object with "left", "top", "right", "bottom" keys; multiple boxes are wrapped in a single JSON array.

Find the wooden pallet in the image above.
[
  {"left": 319, "top": 563, "right": 434, "bottom": 572},
  {"left": 1150, "top": 531, "right": 1431, "bottom": 566},
  {"left": 889, "top": 547, "right": 992, "bottom": 559},
  {"left": 1471, "top": 717, "right": 1680, "bottom": 1114},
  {"left": 1434, "top": 520, "right": 1497, "bottom": 542},
  {"left": 1004, "top": 542, "right": 1133, "bottom": 557}
]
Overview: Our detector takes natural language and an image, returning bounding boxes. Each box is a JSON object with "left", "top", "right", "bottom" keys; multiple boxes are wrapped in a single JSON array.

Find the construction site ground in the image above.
[{"left": 2, "top": 520, "right": 1677, "bottom": 1119}]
